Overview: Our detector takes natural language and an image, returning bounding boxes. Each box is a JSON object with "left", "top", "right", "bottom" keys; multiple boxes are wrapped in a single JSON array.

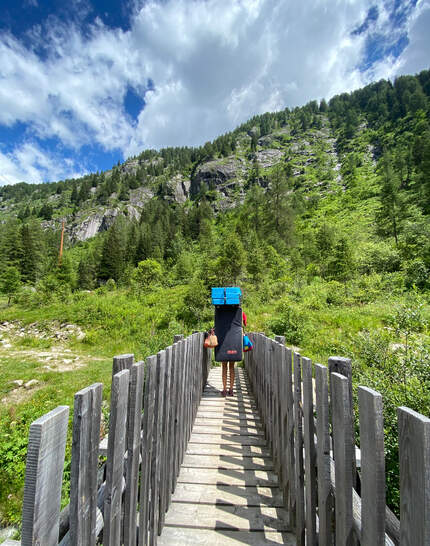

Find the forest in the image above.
[{"left": 0, "top": 69, "right": 429, "bottom": 530}]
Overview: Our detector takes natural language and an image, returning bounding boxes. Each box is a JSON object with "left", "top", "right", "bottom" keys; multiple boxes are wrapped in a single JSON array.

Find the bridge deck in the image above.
[{"left": 159, "top": 367, "right": 296, "bottom": 545}]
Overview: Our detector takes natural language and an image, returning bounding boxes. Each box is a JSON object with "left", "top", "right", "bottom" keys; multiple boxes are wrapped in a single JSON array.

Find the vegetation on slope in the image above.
[{"left": 0, "top": 69, "right": 430, "bottom": 528}]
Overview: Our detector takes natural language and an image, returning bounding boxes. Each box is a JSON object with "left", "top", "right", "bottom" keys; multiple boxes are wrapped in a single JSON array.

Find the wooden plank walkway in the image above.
[{"left": 159, "top": 367, "right": 296, "bottom": 545}]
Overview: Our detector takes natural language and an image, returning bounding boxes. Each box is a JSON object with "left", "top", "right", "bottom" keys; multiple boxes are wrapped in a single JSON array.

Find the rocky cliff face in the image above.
[
  {"left": 192, "top": 157, "right": 247, "bottom": 196},
  {"left": 32, "top": 118, "right": 343, "bottom": 242},
  {"left": 163, "top": 174, "right": 191, "bottom": 203}
]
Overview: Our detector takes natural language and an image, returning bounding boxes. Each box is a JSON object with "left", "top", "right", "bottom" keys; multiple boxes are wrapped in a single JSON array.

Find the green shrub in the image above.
[
  {"left": 358, "top": 241, "right": 401, "bottom": 274},
  {"left": 404, "top": 259, "right": 429, "bottom": 290},
  {"left": 325, "top": 281, "right": 345, "bottom": 306},
  {"left": 267, "top": 299, "right": 305, "bottom": 345}
]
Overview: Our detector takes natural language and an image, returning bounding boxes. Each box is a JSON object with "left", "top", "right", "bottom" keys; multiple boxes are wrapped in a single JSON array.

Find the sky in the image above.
[{"left": 0, "top": 0, "right": 429, "bottom": 186}]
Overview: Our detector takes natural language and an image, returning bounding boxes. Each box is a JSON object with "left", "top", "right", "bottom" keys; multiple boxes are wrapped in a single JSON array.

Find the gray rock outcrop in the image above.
[
  {"left": 163, "top": 175, "right": 191, "bottom": 203},
  {"left": 192, "top": 157, "right": 246, "bottom": 195}
]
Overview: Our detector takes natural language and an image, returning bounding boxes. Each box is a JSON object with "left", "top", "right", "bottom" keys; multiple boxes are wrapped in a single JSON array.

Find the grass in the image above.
[{"left": 0, "top": 283, "right": 428, "bottom": 527}]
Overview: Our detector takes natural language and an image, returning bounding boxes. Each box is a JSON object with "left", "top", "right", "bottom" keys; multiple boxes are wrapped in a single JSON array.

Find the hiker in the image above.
[
  {"left": 221, "top": 310, "right": 247, "bottom": 397},
  {"left": 211, "top": 287, "right": 246, "bottom": 397}
]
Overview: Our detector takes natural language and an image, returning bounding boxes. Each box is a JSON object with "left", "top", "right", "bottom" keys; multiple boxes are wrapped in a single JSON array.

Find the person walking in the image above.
[{"left": 221, "top": 311, "right": 247, "bottom": 396}]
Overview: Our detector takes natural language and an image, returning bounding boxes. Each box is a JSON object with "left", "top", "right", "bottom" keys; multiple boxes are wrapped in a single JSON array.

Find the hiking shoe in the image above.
[
  {"left": 228, "top": 388, "right": 233, "bottom": 396},
  {"left": 221, "top": 390, "right": 227, "bottom": 397}
]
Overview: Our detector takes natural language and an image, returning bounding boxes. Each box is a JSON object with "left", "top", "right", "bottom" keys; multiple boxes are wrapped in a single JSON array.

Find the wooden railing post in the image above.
[
  {"left": 149, "top": 350, "right": 166, "bottom": 545},
  {"left": 139, "top": 355, "right": 157, "bottom": 546},
  {"left": 285, "top": 346, "right": 295, "bottom": 525},
  {"left": 315, "top": 363, "right": 333, "bottom": 546},
  {"left": 123, "top": 361, "right": 145, "bottom": 546},
  {"left": 159, "top": 346, "right": 172, "bottom": 534},
  {"left": 294, "top": 352, "right": 305, "bottom": 545},
  {"left": 398, "top": 407, "right": 430, "bottom": 546},
  {"left": 329, "top": 356, "right": 356, "bottom": 488},
  {"left": 358, "top": 386, "right": 386, "bottom": 545},
  {"left": 21, "top": 406, "right": 69, "bottom": 546},
  {"left": 112, "top": 353, "right": 134, "bottom": 376},
  {"left": 302, "top": 357, "right": 317, "bottom": 545},
  {"left": 331, "top": 372, "right": 354, "bottom": 545},
  {"left": 70, "top": 383, "right": 103, "bottom": 546},
  {"left": 104, "top": 369, "right": 130, "bottom": 546}
]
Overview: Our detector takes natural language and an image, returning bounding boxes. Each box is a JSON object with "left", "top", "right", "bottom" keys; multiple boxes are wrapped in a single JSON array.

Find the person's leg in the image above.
[
  {"left": 221, "top": 362, "right": 227, "bottom": 396},
  {"left": 228, "top": 362, "right": 235, "bottom": 395}
]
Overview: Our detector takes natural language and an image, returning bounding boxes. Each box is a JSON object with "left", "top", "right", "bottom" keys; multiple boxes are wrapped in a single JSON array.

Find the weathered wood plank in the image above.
[
  {"left": 103, "top": 369, "right": 130, "bottom": 546},
  {"left": 315, "top": 363, "right": 333, "bottom": 546},
  {"left": 123, "top": 361, "right": 145, "bottom": 546},
  {"left": 192, "top": 424, "right": 263, "bottom": 435},
  {"left": 182, "top": 454, "right": 273, "bottom": 470},
  {"left": 158, "top": 527, "right": 296, "bottom": 545},
  {"left": 358, "top": 386, "right": 386, "bottom": 546},
  {"left": 149, "top": 350, "right": 166, "bottom": 544},
  {"left": 285, "top": 346, "right": 295, "bottom": 524},
  {"left": 329, "top": 356, "right": 356, "bottom": 487},
  {"left": 168, "top": 342, "right": 178, "bottom": 500},
  {"left": 159, "top": 346, "right": 172, "bottom": 533},
  {"left": 170, "top": 482, "right": 283, "bottom": 506},
  {"left": 278, "top": 342, "right": 288, "bottom": 500},
  {"left": 293, "top": 352, "right": 305, "bottom": 546},
  {"left": 163, "top": 502, "right": 290, "bottom": 531},
  {"left": 177, "top": 467, "right": 280, "bottom": 486},
  {"left": 331, "top": 372, "right": 354, "bottom": 545},
  {"left": 186, "top": 443, "right": 271, "bottom": 456},
  {"left": 70, "top": 383, "right": 103, "bottom": 546},
  {"left": 21, "top": 406, "right": 69, "bottom": 546},
  {"left": 112, "top": 353, "right": 134, "bottom": 376},
  {"left": 176, "top": 339, "right": 186, "bottom": 481},
  {"left": 398, "top": 406, "right": 430, "bottom": 546},
  {"left": 138, "top": 355, "right": 157, "bottom": 546},
  {"left": 302, "top": 357, "right": 317, "bottom": 545}
]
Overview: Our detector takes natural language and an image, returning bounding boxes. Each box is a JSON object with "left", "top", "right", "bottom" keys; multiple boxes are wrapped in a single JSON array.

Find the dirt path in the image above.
[{"left": 0, "top": 320, "right": 105, "bottom": 405}]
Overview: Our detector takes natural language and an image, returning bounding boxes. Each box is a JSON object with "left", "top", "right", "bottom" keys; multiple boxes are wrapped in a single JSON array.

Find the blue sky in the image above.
[{"left": 0, "top": 0, "right": 429, "bottom": 185}]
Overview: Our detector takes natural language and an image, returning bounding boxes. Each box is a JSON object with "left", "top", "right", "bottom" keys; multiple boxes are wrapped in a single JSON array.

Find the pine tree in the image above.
[
  {"left": 1, "top": 266, "right": 21, "bottom": 305},
  {"left": 99, "top": 222, "right": 125, "bottom": 282},
  {"left": 70, "top": 184, "right": 79, "bottom": 205},
  {"left": 20, "top": 224, "right": 38, "bottom": 283},
  {"left": 264, "top": 164, "right": 294, "bottom": 245},
  {"left": 376, "top": 154, "right": 405, "bottom": 246}
]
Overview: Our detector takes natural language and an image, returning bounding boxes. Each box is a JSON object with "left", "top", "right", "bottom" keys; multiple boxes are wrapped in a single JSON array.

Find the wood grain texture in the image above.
[
  {"left": 398, "top": 406, "right": 430, "bottom": 546},
  {"left": 159, "top": 346, "right": 172, "bottom": 534},
  {"left": 70, "top": 383, "right": 103, "bottom": 546},
  {"left": 285, "top": 347, "right": 296, "bottom": 525},
  {"left": 21, "top": 406, "right": 69, "bottom": 546},
  {"left": 358, "top": 386, "right": 386, "bottom": 546},
  {"left": 104, "top": 369, "right": 130, "bottom": 546},
  {"left": 329, "top": 356, "right": 356, "bottom": 488},
  {"left": 158, "top": 366, "right": 296, "bottom": 546},
  {"left": 315, "top": 364, "right": 333, "bottom": 546},
  {"left": 149, "top": 350, "right": 166, "bottom": 544},
  {"left": 293, "top": 352, "right": 305, "bottom": 546},
  {"left": 331, "top": 372, "right": 354, "bottom": 545},
  {"left": 302, "top": 357, "right": 317, "bottom": 545},
  {"left": 138, "top": 355, "right": 157, "bottom": 546},
  {"left": 168, "top": 342, "right": 178, "bottom": 500},
  {"left": 123, "top": 361, "right": 145, "bottom": 546},
  {"left": 112, "top": 353, "right": 134, "bottom": 376}
]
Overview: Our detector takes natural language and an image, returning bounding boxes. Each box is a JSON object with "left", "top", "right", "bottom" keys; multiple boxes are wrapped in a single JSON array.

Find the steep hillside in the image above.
[
  {"left": 0, "top": 69, "right": 430, "bottom": 529},
  {"left": 1, "top": 69, "right": 430, "bottom": 293}
]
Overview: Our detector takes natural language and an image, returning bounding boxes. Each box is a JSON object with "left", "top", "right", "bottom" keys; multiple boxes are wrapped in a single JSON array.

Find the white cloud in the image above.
[
  {"left": 395, "top": 0, "right": 430, "bottom": 76},
  {"left": 0, "top": 0, "right": 429, "bottom": 184},
  {"left": 0, "top": 142, "right": 85, "bottom": 185}
]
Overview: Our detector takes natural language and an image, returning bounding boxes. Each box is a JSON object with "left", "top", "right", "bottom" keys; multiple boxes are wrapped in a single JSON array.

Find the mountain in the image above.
[{"left": 0, "top": 68, "right": 430, "bottom": 292}]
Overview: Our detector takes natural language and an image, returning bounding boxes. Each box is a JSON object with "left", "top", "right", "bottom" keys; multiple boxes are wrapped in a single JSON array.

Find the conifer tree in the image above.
[
  {"left": 99, "top": 222, "right": 125, "bottom": 282},
  {"left": 20, "top": 223, "right": 38, "bottom": 283}
]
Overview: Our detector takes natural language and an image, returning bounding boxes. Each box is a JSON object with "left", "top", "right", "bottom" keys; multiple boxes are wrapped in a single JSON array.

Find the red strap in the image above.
[{"left": 242, "top": 311, "right": 247, "bottom": 326}]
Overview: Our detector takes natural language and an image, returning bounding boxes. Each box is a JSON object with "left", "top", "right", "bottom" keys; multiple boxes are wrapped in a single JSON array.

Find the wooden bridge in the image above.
[{"left": 5, "top": 332, "right": 430, "bottom": 545}]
